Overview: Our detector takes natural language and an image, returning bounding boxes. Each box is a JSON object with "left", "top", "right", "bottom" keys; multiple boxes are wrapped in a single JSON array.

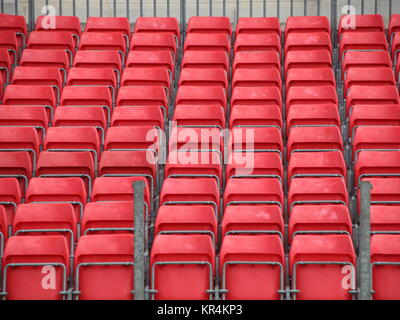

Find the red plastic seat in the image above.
[
  {"left": 285, "top": 16, "right": 330, "bottom": 37},
  {"left": 286, "top": 68, "right": 335, "bottom": 90},
  {"left": 233, "top": 51, "right": 281, "bottom": 73},
  {"left": 349, "top": 105, "right": 400, "bottom": 139},
  {"left": 224, "top": 178, "right": 283, "bottom": 209},
  {"left": 2, "top": 235, "right": 69, "bottom": 300},
  {"left": 35, "top": 15, "right": 81, "bottom": 36},
  {"left": 287, "top": 126, "right": 343, "bottom": 159},
  {"left": 155, "top": 205, "right": 217, "bottom": 242},
  {"left": 340, "top": 32, "right": 388, "bottom": 62},
  {"left": 126, "top": 51, "right": 174, "bottom": 75},
  {"left": 229, "top": 105, "right": 282, "bottom": 129},
  {"left": 181, "top": 51, "right": 229, "bottom": 71},
  {"left": 187, "top": 16, "right": 231, "bottom": 36},
  {"left": 371, "top": 206, "right": 400, "bottom": 233},
  {"left": 231, "top": 87, "right": 282, "bottom": 111},
  {"left": 290, "top": 234, "right": 356, "bottom": 300},
  {"left": 67, "top": 67, "right": 117, "bottom": 89},
  {"left": 236, "top": 17, "right": 281, "bottom": 36},
  {"left": 344, "top": 68, "right": 396, "bottom": 98},
  {"left": 234, "top": 34, "right": 280, "bottom": 55},
  {"left": 74, "top": 234, "right": 134, "bottom": 300},
  {"left": 0, "top": 13, "right": 27, "bottom": 48},
  {"left": 0, "top": 48, "right": 11, "bottom": 83},
  {"left": 285, "top": 32, "right": 332, "bottom": 53},
  {"left": 85, "top": 17, "right": 130, "bottom": 37},
  {"left": 150, "top": 234, "right": 215, "bottom": 300},
  {"left": 0, "top": 31, "right": 19, "bottom": 65},
  {"left": 232, "top": 68, "right": 281, "bottom": 91},
  {"left": 12, "top": 66, "right": 63, "bottom": 88},
  {"left": 338, "top": 14, "right": 385, "bottom": 37},
  {"left": 73, "top": 51, "right": 122, "bottom": 78},
  {"left": 287, "top": 104, "right": 340, "bottom": 135},
  {"left": 111, "top": 107, "right": 164, "bottom": 129},
  {"left": 342, "top": 51, "right": 392, "bottom": 79},
  {"left": 288, "top": 177, "right": 348, "bottom": 211},
  {"left": 130, "top": 33, "right": 177, "bottom": 55},
  {"left": 105, "top": 126, "right": 159, "bottom": 153},
  {"left": 371, "top": 234, "right": 400, "bottom": 300},
  {"left": 286, "top": 86, "right": 338, "bottom": 114},
  {"left": 3, "top": 84, "right": 56, "bottom": 107},
  {"left": 175, "top": 86, "right": 227, "bottom": 110},
  {"left": 79, "top": 32, "right": 126, "bottom": 53},
  {"left": 134, "top": 17, "right": 180, "bottom": 39},
  {"left": 0, "top": 151, "right": 32, "bottom": 194},
  {"left": 173, "top": 105, "right": 225, "bottom": 129},
  {"left": 219, "top": 235, "right": 285, "bottom": 300},
  {"left": 346, "top": 85, "right": 399, "bottom": 116},
  {"left": 288, "top": 151, "right": 347, "bottom": 183},
  {"left": 184, "top": 33, "right": 230, "bottom": 53},
  {"left": 179, "top": 68, "right": 228, "bottom": 91},
  {"left": 0, "top": 178, "right": 22, "bottom": 229},
  {"left": 121, "top": 67, "right": 171, "bottom": 90},
  {"left": 82, "top": 201, "right": 134, "bottom": 235},
  {"left": 289, "top": 205, "right": 352, "bottom": 243},
  {"left": 284, "top": 50, "right": 332, "bottom": 76}
]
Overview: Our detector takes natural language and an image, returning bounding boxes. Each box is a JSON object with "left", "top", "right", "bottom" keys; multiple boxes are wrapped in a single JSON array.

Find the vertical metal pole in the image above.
[
  {"left": 277, "top": 0, "right": 280, "bottom": 20},
  {"left": 59, "top": 0, "right": 63, "bottom": 15},
  {"left": 196, "top": 0, "right": 199, "bottom": 16},
  {"left": 167, "top": 0, "right": 170, "bottom": 17},
  {"left": 127, "top": 0, "right": 130, "bottom": 20},
  {"left": 317, "top": 0, "right": 321, "bottom": 16},
  {"left": 304, "top": 0, "right": 307, "bottom": 16},
  {"left": 331, "top": 0, "right": 337, "bottom": 49},
  {"left": 154, "top": 0, "right": 157, "bottom": 17},
  {"left": 114, "top": 0, "right": 117, "bottom": 17},
  {"left": 263, "top": 0, "right": 266, "bottom": 17},
  {"left": 140, "top": 0, "right": 143, "bottom": 17},
  {"left": 389, "top": 0, "right": 393, "bottom": 17},
  {"left": 374, "top": 0, "right": 378, "bottom": 14},
  {"left": 86, "top": 0, "right": 90, "bottom": 22},
  {"left": 290, "top": 0, "right": 294, "bottom": 17},
  {"left": 361, "top": 0, "right": 365, "bottom": 15},
  {"left": 14, "top": 0, "right": 18, "bottom": 15},
  {"left": 100, "top": 0, "right": 103, "bottom": 17},
  {"left": 0, "top": 0, "right": 4, "bottom": 14},
  {"left": 181, "top": 0, "right": 186, "bottom": 44},
  {"left": 359, "top": 181, "right": 372, "bottom": 300},
  {"left": 223, "top": 0, "right": 226, "bottom": 16},
  {"left": 29, "top": 0, "right": 35, "bottom": 32},
  {"left": 209, "top": 0, "right": 212, "bottom": 17},
  {"left": 236, "top": 0, "right": 239, "bottom": 22},
  {"left": 134, "top": 180, "right": 145, "bottom": 300},
  {"left": 73, "top": 0, "right": 76, "bottom": 17},
  {"left": 250, "top": 0, "right": 253, "bottom": 17}
]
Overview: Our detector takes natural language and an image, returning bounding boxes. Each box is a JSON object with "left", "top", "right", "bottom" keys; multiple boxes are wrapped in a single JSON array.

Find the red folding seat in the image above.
[
  {"left": 0, "top": 152, "right": 32, "bottom": 195},
  {"left": 287, "top": 104, "right": 340, "bottom": 135},
  {"left": 104, "top": 126, "right": 159, "bottom": 154},
  {"left": 231, "top": 87, "right": 282, "bottom": 111},
  {"left": 288, "top": 177, "right": 348, "bottom": 211},
  {"left": 91, "top": 176, "right": 150, "bottom": 208},
  {"left": 358, "top": 178, "right": 400, "bottom": 213},
  {"left": 13, "top": 203, "right": 77, "bottom": 252},
  {"left": 26, "top": 177, "right": 87, "bottom": 223},
  {"left": 289, "top": 205, "right": 352, "bottom": 243},
  {"left": 349, "top": 105, "right": 400, "bottom": 139},
  {"left": 111, "top": 107, "right": 164, "bottom": 129},
  {"left": 346, "top": 85, "right": 399, "bottom": 117},
  {"left": 27, "top": 31, "right": 75, "bottom": 64},
  {"left": 290, "top": 234, "right": 356, "bottom": 300},
  {"left": 229, "top": 105, "right": 282, "bottom": 129},
  {"left": 150, "top": 234, "right": 215, "bottom": 300},
  {"left": 121, "top": 68, "right": 171, "bottom": 91},
  {"left": 390, "top": 32, "right": 400, "bottom": 65},
  {"left": 233, "top": 51, "right": 281, "bottom": 73},
  {"left": 35, "top": 15, "right": 81, "bottom": 37},
  {"left": 85, "top": 17, "right": 131, "bottom": 46},
  {"left": 226, "top": 152, "right": 283, "bottom": 181},
  {"left": 155, "top": 206, "right": 217, "bottom": 243},
  {"left": 81, "top": 201, "right": 134, "bottom": 235},
  {"left": 338, "top": 14, "right": 385, "bottom": 37},
  {"left": 285, "top": 16, "right": 330, "bottom": 37},
  {"left": 344, "top": 68, "right": 396, "bottom": 98},
  {"left": 219, "top": 235, "right": 284, "bottom": 300},
  {"left": 74, "top": 234, "right": 134, "bottom": 300},
  {"left": 0, "top": 13, "right": 27, "bottom": 48},
  {"left": 173, "top": 105, "right": 225, "bottom": 129},
  {"left": 371, "top": 206, "right": 400, "bottom": 234},
  {"left": 232, "top": 68, "right": 282, "bottom": 92},
  {"left": 184, "top": 33, "right": 230, "bottom": 53},
  {"left": 0, "top": 31, "right": 19, "bottom": 65},
  {"left": 236, "top": 17, "right": 281, "bottom": 36},
  {"left": 37, "top": 151, "right": 95, "bottom": 193},
  {"left": 73, "top": 51, "right": 122, "bottom": 82},
  {"left": 285, "top": 32, "right": 332, "bottom": 53},
  {"left": 187, "top": 16, "right": 231, "bottom": 36},
  {"left": 2, "top": 235, "right": 69, "bottom": 300},
  {"left": 371, "top": 234, "right": 400, "bottom": 300},
  {"left": 99, "top": 150, "right": 157, "bottom": 193},
  {"left": 286, "top": 86, "right": 338, "bottom": 114},
  {"left": 175, "top": 86, "right": 227, "bottom": 110},
  {"left": 222, "top": 205, "right": 284, "bottom": 238},
  {"left": 130, "top": 33, "right": 177, "bottom": 57},
  {"left": 0, "top": 206, "right": 6, "bottom": 243},
  {"left": 287, "top": 126, "right": 343, "bottom": 159},
  {"left": 286, "top": 68, "right": 335, "bottom": 90},
  {"left": 134, "top": 17, "right": 180, "bottom": 39},
  {"left": 224, "top": 178, "right": 283, "bottom": 210},
  {"left": 340, "top": 32, "right": 388, "bottom": 62},
  {"left": 234, "top": 34, "right": 280, "bottom": 55},
  {"left": 342, "top": 51, "right": 392, "bottom": 80},
  {"left": 67, "top": 67, "right": 117, "bottom": 89},
  {"left": 389, "top": 14, "right": 400, "bottom": 43},
  {"left": 0, "top": 48, "right": 11, "bottom": 84},
  {"left": 352, "top": 126, "right": 400, "bottom": 161},
  {"left": 0, "top": 126, "right": 39, "bottom": 171},
  {"left": 20, "top": 49, "right": 70, "bottom": 83},
  {"left": 284, "top": 50, "right": 332, "bottom": 76},
  {"left": 60, "top": 85, "right": 113, "bottom": 122},
  {"left": 126, "top": 51, "right": 174, "bottom": 75},
  {"left": 288, "top": 151, "right": 346, "bottom": 184},
  {"left": 160, "top": 178, "right": 220, "bottom": 217},
  {"left": 181, "top": 51, "right": 229, "bottom": 71},
  {"left": 0, "top": 178, "right": 22, "bottom": 231},
  {"left": 355, "top": 151, "right": 400, "bottom": 186},
  {"left": 179, "top": 68, "right": 228, "bottom": 91}
]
